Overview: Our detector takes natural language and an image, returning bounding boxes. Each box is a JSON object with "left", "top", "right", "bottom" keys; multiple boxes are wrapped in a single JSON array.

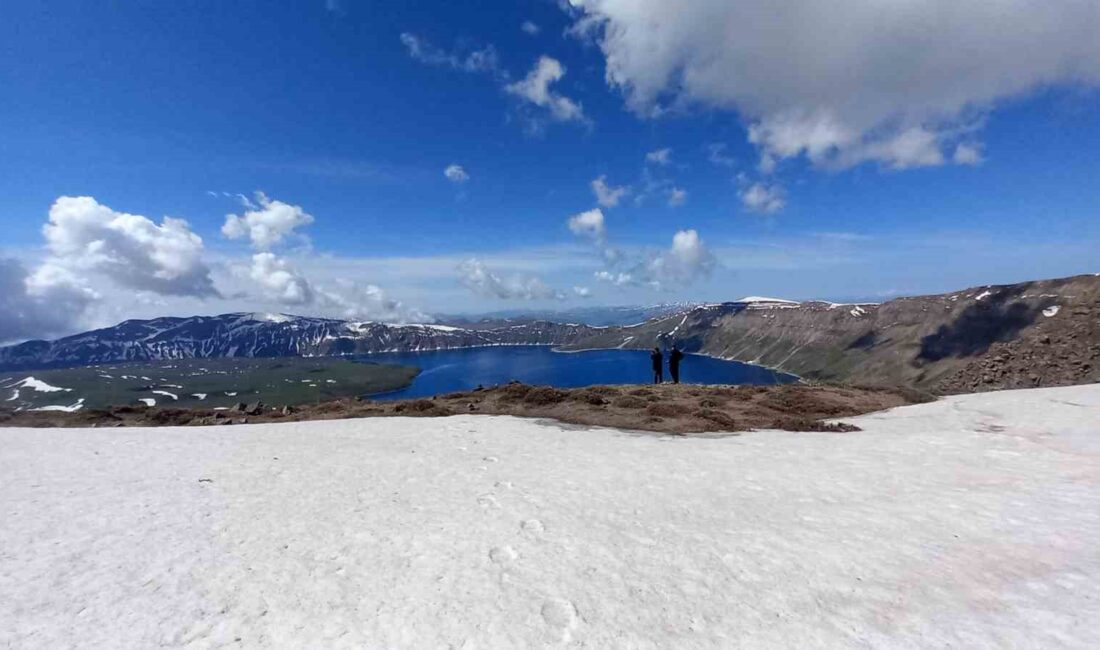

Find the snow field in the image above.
[{"left": 1, "top": 384, "right": 1098, "bottom": 648}]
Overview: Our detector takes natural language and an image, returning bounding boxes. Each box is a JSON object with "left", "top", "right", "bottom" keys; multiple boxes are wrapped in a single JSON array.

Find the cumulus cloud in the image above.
[
  {"left": 573, "top": 286, "right": 592, "bottom": 298},
  {"left": 738, "top": 180, "right": 785, "bottom": 214},
  {"left": 42, "top": 196, "right": 217, "bottom": 298},
  {"left": 953, "top": 142, "right": 984, "bottom": 166},
  {"left": 444, "top": 164, "right": 470, "bottom": 183},
  {"left": 505, "top": 56, "right": 586, "bottom": 124},
  {"left": 590, "top": 176, "right": 629, "bottom": 208},
  {"left": 247, "top": 253, "right": 314, "bottom": 305},
  {"left": 319, "top": 282, "right": 431, "bottom": 324},
  {"left": 594, "top": 270, "right": 635, "bottom": 287},
  {"left": 223, "top": 192, "right": 314, "bottom": 251},
  {"left": 568, "top": 0, "right": 1100, "bottom": 170},
  {"left": 0, "top": 258, "right": 96, "bottom": 343},
  {"left": 569, "top": 208, "right": 714, "bottom": 290},
  {"left": 667, "top": 187, "right": 687, "bottom": 207},
  {"left": 645, "top": 148, "right": 672, "bottom": 166},
  {"left": 399, "top": 33, "right": 502, "bottom": 76},
  {"left": 567, "top": 208, "right": 607, "bottom": 245},
  {"left": 592, "top": 230, "right": 715, "bottom": 291},
  {"left": 457, "top": 258, "right": 566, "bottom": 301},
  {"left": 521, "top": 20, "right": 541, "bottom": 35}
]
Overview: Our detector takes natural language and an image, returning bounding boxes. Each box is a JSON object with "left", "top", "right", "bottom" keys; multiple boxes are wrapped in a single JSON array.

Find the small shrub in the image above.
[
  {"left": 646, "top": 403, "right": 688, "bottom": 418},
  {"left": 694, "top": 408, "right": 740, "bottom": 429},
  {"left": 612, "top": 396, "right": 648, "bottom": 409},
  {"left": 524, "top": 387, "right": 568, "bottom": 406}
]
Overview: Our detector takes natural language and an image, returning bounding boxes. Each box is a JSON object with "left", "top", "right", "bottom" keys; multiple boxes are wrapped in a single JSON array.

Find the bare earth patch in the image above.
[{"left": 0, "top": 382, "right": 928, "bottom": 434}]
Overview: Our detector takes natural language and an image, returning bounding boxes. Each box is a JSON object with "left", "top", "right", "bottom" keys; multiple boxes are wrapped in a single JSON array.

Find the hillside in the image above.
[{"left": 564, "top": 274, "right": 1100, "bottom": 393}]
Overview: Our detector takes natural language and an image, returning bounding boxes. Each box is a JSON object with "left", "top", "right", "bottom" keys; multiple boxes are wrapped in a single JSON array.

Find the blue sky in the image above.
[{"left": 2, "top": 1, "right": 1099, "bottom": 339}]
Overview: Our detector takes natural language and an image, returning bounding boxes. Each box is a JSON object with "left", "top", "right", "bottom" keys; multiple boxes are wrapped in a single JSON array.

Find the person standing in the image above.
[
  {"left": 650, "top": 347, "right": 664, "bottom": 384},
  {"left": 669, "top": 344, "right": 684, "bottom": 384}
]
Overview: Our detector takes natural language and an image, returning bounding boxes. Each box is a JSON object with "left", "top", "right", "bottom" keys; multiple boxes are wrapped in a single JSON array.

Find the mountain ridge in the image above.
[{"left": 2, "top": 274, "right": 1097, "bottom": 393}]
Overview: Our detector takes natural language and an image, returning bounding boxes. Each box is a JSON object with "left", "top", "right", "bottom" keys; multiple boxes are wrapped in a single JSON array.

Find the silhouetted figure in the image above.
[
  {"left": 650, "top": 347, "right": 664, "bottom": 384},
  {"left": 669, "top": 345, "right": 684, "bottom": 384}
]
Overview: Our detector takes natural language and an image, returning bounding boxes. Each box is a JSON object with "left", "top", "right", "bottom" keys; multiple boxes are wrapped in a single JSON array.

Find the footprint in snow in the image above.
[
  {"left": 520, "top": 519, "right": 545, "bottom": 539},
  {"left": 488, "top": 545, "right": 517, "bottom": 565},
  {"left": 540, "top": 598, "right": 579, "bottom": 642}
]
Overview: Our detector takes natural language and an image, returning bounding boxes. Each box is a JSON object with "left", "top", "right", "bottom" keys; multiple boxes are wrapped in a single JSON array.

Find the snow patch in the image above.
[
  {"left": 31, "top": 398, "right": 85, "bottom": 413},
  {"left": 974, "top": 290, "right": 993, "bottom": 301},
  {"left": 191, "top": 393, "right": 208, "bottom": 400},
  {"left": 151, "top": 391, "right": 178, "bottom": 401},
  {"left": 2, "top": 385, "right": 1098, "bottom": 647},
  {"left": 137, "top": 398, "right": 156, "bottom": 407},
  {"left": 1043, "top": 305, "right": 1061, "bottom": 317},
  {"left": 12, "top": 377, "right": 71, "bottom": 393}
]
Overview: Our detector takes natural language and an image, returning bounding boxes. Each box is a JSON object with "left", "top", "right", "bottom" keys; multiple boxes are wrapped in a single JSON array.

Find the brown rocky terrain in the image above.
[
  {"left": 564, "top": 274, "right": 1100, "bottom": 393},
  {"left": 0, "top": 382, "right": 925, "bottom": 435}
]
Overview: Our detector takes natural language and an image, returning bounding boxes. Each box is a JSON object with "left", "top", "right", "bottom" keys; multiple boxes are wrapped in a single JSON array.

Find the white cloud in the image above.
[
  {"left": 319, "top": 282, "right": 431, "bottom": 324},
  {"left": 399, "top": 33, "right": 502, "bottom": 76},
  {"left": 457, "top": 258, "right": 566, "bottom": 301},
  {"left": 590, "top": 176, "right": 629, "bottom": 208},
  {"left": 645, "top": 148, "right": 671, "bottom": 166},
  {"left": 647, "top": 229, "right": 716, "bottom": 287},
  {"left": 43, "top": 196, "right": 217, "bottom": 298},
  {"left": 567, "top": 208, "right": 607, "bottom": 244},
  {"left": 568, "top": 0, "right": 1100, "bottom": 170},
  {"left": 953, "top": 142, "right": 984, "bottom": 166},
  {"left": 0, "top": 258, "right": 95, "bottom": 343},
  {"left": 706, "top": 143, "right": 735, "bottom": 167},
  {"left": 521, "top": 20, "right": 541, "bottom": 35},
  {"left": 223, "top": 192, "right": 314, "bottom": 251},
  {"left": 739, "top": 180, "right": 785, "bottom": 214},
  {"left": 570, "top": 207, "right": 714, "bottom": 290},
  {"left": 572, "top": 286, "right": 592, "bottom": 298},
  {"left": 594, "top": 270, "right": 634, "bottom": 287},
  {"left": 667, "top": 187, "right": 687, "bottom": 207},
  {"left": 505, "top": 56, "right": 585, "bottom": 123},
  {"left": 248, "top": 253, "right": 314, "bottom": 305},
  {"left": 444, "top": 164, "right": 470, "bottom": 183}
]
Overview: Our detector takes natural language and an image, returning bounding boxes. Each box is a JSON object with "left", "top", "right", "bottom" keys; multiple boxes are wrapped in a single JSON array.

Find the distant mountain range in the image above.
[
  {"left": 2, "top": 274, "right": 1097, "bottom": 393},
  {"left": 0, "top": 313, "right": 596, "bottom": 371}
]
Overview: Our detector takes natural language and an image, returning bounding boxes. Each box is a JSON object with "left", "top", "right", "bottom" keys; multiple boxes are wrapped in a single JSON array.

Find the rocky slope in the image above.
[
  {"left": 563, "top": 274, "right": 1100, "bottom": 393},
  {"left": 0, "top": 313, "right": 595, "bottom": 371}
]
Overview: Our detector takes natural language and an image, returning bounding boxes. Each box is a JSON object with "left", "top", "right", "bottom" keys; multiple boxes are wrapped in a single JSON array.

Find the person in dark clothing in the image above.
[
  {"left": 669, "top": 344, "right": 685, "bottom": 384},
  {"left": 650, "top": 347, "right": 663, "bottom": 384}
]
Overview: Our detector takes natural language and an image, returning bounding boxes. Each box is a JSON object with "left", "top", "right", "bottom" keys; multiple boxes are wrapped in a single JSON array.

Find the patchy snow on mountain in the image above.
[
  {"left": 1, "top": 384, "right": 1098, "bottom": 647},
  {"left": 1044, "top": 305, "right": 1061, "bottom": 317},
  {"left": 150, "top": 390, "right": 178, "bottom": 401},
  {"left": 7, "top": 377, "right": 70, "bottom": 393},
  {"left": 30, "top": 398, "right": 84, "bottom": 413}
]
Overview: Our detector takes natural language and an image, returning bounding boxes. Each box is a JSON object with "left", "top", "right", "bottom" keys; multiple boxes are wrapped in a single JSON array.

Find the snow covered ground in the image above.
[{"left": 2, "top": 384, "right": 1098, "bottom": 648}]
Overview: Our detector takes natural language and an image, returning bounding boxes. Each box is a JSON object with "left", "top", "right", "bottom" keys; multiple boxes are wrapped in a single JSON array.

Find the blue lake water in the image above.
[{"left": 360, "top": 346, "right": 797, "bottom": 400}]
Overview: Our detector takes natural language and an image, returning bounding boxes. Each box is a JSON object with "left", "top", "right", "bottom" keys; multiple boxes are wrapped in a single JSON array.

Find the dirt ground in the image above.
[{"left": 0, "top": 382, "right": 931, "bottom": 435}]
